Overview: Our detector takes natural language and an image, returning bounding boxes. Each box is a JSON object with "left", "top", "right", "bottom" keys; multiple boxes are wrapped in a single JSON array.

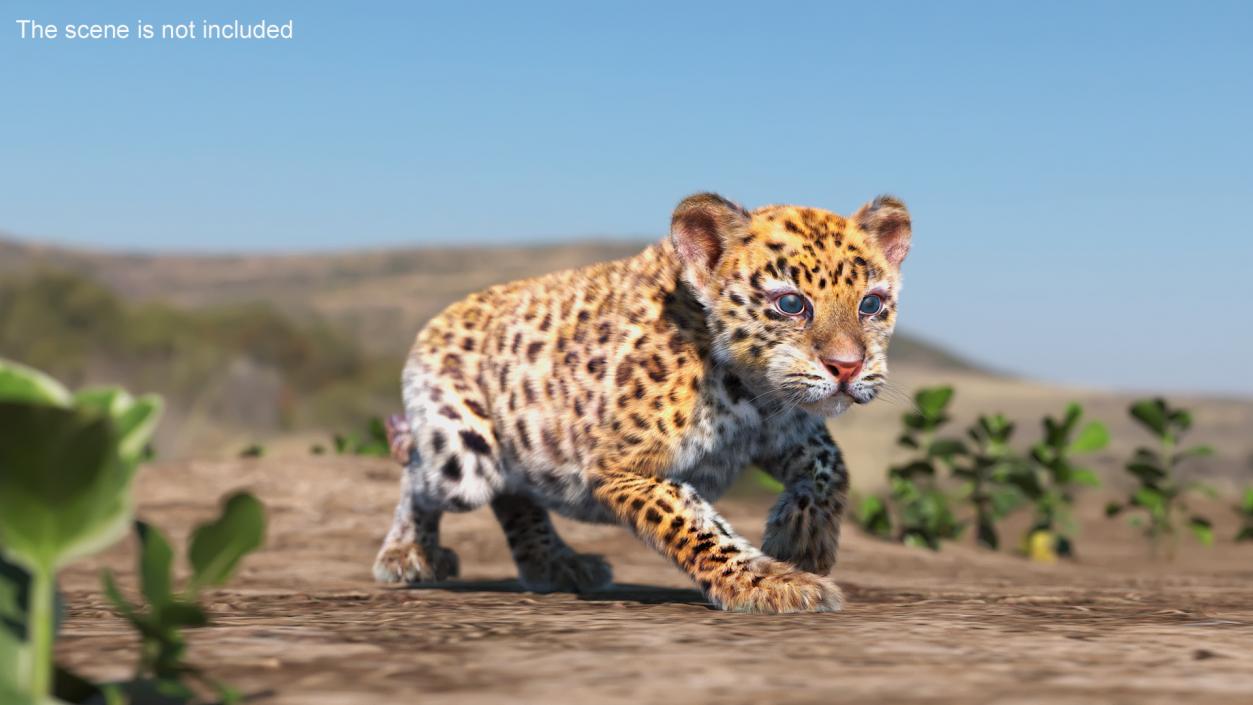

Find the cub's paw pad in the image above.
[
  {"left": 373, "top": 543, "right": 460, "bottom": 585},
  {"left": 517, "top": 551, "right": 613, "bottom": 594},
  {"left": 715, "top": 557, "right": 843, "bottom": 614}
]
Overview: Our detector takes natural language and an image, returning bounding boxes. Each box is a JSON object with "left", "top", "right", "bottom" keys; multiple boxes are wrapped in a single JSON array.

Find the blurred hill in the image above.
[
  {"left": 0, "top": 236, "right": 976, "bottom": 369},
  {"left": 1, "top": 234, "right": 1248, "bottom": 488}
]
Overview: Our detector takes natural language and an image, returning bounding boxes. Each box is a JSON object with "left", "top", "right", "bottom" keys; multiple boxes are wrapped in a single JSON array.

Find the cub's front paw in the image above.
[
  {"left": 762, "top": 491, "right": 841, "bottom": 575},
  {"left": 516, "top": 550, "right": 613, "bottom": 594},
  {"left": 373, "top": 542, "right": 460, "bottom": 584},
  {"left": 710, "top": 556, "right": 843, "bottom": 614}
]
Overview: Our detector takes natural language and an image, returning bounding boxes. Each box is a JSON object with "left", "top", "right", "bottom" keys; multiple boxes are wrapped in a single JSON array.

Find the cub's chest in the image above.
[{"left": 662, "top": 372, "right": 784, "bottom": 499}]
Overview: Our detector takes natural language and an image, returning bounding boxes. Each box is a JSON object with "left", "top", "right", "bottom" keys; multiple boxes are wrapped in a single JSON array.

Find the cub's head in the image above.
[{"left": 670, "top": 192, "right": 912, "bottom": 417}]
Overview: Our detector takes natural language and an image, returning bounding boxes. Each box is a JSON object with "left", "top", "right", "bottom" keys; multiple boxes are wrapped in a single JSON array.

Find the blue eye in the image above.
[
  {"left": 775, "top": 293, "right": 807, "bottom": 316},
  {"left": 859, "top": 294, "right": 884, "bottom": 316}
]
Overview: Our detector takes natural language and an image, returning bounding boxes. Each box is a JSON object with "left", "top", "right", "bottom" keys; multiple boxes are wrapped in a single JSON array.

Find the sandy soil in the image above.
[{"left": 57, "top": 456, "right": 1253, "bottom": 705}]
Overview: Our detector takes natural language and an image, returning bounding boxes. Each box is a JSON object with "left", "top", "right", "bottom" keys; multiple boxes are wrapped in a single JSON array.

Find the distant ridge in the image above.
[{"left": 0, "top": 234, "right": 979, "bottom": 372}]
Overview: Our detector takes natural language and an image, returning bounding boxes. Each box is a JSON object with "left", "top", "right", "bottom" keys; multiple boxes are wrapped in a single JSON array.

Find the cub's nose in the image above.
[{"left": 823, "top": 357, "right": 864, "bottom": 384}]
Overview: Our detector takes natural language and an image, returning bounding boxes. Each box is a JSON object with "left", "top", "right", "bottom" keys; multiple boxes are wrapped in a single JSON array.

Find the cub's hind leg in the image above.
[
  {"left": 373, "top": 366, "right": 506, "bottom": 584},
  {"left": 373, "top": 474, "right": 459, "bottom": 584},
  {"left": 491, "top": 494, "right": 612, "bottom": 593},
  {"left": 373, "top": 415, "right": 459, "bottom": 583}
]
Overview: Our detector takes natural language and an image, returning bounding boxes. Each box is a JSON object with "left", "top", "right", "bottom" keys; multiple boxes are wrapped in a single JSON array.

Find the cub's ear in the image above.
[
  {"left": 853, "top": 195, "right": 911, "bottom": 269},
  {"left": 670, "top": 193, "right": 749, "bottom": 289}
]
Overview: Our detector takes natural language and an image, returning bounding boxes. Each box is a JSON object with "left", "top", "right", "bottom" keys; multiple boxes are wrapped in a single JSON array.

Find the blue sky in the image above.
[{"left": 3, "top": 1, "right": 1251, "bottom": 395}]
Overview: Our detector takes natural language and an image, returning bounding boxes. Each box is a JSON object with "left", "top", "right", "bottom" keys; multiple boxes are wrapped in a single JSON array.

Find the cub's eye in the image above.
[
  {"left": 859, "top": 294, "right": 884, "bottom": 316},
  {"left": 775, "top": 293, "right": 808, "bottom": 316}
]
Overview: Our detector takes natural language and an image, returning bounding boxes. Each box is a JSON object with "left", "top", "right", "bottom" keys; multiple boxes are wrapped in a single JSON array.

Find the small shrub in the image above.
[
  {"left": 0, "top": 357, "right": 265, "bottom": 704},
  {"left": 238, "top": 444, "right": 265, "bottom": 459},
  {"left": 331, "top": 416, "right": 390, "bottom": 457},
  {"left": 1, "top": 358, "right": 159, "bottom": 703},
  {"left": 857, "top": 386, "right": 965, "bottom": 550},
  {"left": 1014, "top": 403, "right": 1108, "bottom": 559},
  {"left": 1106, "top": 398, "right": 1215, "bottom": 555},
  {"left": 103, "top": 493, "right": 266, "bottom": 703},
  {"left": 1234, "top": 488, "right": 1253, "bottom": 543},
  {"left": 950, "top": 414, "right": 1026, "bottom": 551}
]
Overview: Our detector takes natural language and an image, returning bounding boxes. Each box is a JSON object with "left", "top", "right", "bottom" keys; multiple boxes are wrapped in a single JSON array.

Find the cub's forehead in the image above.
[
  {"left": 752, "top": 205, "right": 848, "bottom": 237},
  {"left": 732, "top": 205, "right": 892, "bottom": 290},
  {"left": 747, "top": 205, "right": 865, "bottom": 249},
  {"left": 742, "top": 206, "right": 873, "bottom": 260}
]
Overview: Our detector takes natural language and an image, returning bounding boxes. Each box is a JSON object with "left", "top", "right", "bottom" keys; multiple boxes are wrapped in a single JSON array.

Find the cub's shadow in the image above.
[{"left": 401, "top": 579, "right": 709, "bottom": 606}]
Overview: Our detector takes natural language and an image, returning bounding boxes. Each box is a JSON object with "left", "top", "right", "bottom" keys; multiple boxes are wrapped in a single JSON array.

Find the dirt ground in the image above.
[{"left": 57, "top": 456, "right": 1253, "bottom": 705}]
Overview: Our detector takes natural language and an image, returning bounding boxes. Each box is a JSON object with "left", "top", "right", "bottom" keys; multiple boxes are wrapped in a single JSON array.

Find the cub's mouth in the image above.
[
  {"left": 842, "top": 380, "right": 881, "bottom": 405},
  {"left": 795, "top": 381, "right": 881, "bottom": 417}
]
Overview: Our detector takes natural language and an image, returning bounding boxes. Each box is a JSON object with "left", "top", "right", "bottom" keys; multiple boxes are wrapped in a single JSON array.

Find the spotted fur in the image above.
[{"left": 373, "top": 193, "right": 912, "bottom": 613}]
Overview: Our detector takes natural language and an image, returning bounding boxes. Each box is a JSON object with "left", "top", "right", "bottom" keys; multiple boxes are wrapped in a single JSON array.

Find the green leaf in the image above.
[
  {"left": 1169, "top": 408, "right": 1193, "bottom": 433},
  {"left": 187, "top": 493, "right": 266, "bottom": 591},
  {"left": 990, "top": 487, "right": 1025, "bottom": 516},
  {"left": 896, "top": 433, "right": 919, "bottom": 449},
  {"left": 159, "top": 600, "right": 208, "bottom": 629},
  {"left": 332, "top": 434, "right": 350, "bottom": 454},
  {"left": 1188, "top": 516, "right": 1213, "bottom": 546},
  {"left": 0, "top": 403, "right": 134, "bottom": 573},
  {"left": 927, "top": 438, "right": 968, "bottom": 460},
  {"left": 136, "top": 522, "right": 174, "bottom": 610},
  {"left": 1236, "top": 526, "right": 1253, "bottom": 542},
  {"left": 856, "top": 495, "right": 892, "bottom": 538},
  {"left": 238, "top": 445, "right": 264, "bottom": 459},
  {"left": 891, "top": 460, "right": 936, "bottom": 480},
  {"left": 1043, "top": 416, "right": 1065, "bottom": 449},
  {"left": 901, "top": 413, "right": 927, "bottom": 431},
  {"left": 753, "top": 469, "right": 784, "bottom": 493},
  {"left": 1104, "top": 501, "right": 1124, "bottom": 517},
  {"left": 1068, "top": 422, "right": 1110, "bottom": 454},
  {"left": 1241, "top": 488, "right": 1253, "bottom": 515},
  {"left": 1129, "top": 398, "right": 1169, "bottom": 438},
  {"left": 0, "top": 358, "right": 72, "bottom": 408},
  {"left": 1126, "top": 461, "right": 1167, "bottom": 485},
  {"left": 1070, "top": 468, "right": 1101, "bottom": 487},
  {"left": 1174, "top": 445, "right": 1214, "bottom": 463},
  {"left": 1003, "top": 467, "right": 1043, "bottom": 499},
  {"left": 901, "top": 532, "right": 932, "bottom": 550},
  {"left": 366, "top": 416, "right": 388, "bottom": 445},
  {"left": 1061, "top": 403, "right": 1082, "bottom": 434},
  {"left": 0, "top": 682, "right": 38, "bottom": 705},
  {"left": 108, "top": 395, "right": 162, "bottom": 465},
  {"left": 1133, "top": 487, "right": 1166, "bottom": 516},
  {"left": 914, "top": 386, "right": 954, "bottom": 420},
  {"left": 354, "top": 440, "right": 390, "bottom": 458},
  {"left": 101, "top": 571, "right": 137, "bottom": 619}
]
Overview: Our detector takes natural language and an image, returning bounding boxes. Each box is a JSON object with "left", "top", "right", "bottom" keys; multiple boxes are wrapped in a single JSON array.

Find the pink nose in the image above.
[{"left": 824, "top": 357, "right": 864, "bottom": 384}]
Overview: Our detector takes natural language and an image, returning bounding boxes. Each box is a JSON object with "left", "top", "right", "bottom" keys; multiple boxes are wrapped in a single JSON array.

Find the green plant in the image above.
[
  {"left": 238, "top": 444, "right": 265, "bottom": 459},
  {"left": 102, "top": 492, "right": 266, "bottom": 703},
  {"left": 0, "top": 357, "right": 265, "bottom": 704},
  {"left": 1106, "top": 398, "right": 1215, "bottom": 554},
  {"left": 1234, "top": 488, "right": 1253, "bottom": 542},
  {"left": 0, "top": 358, "right": 159, "bottom": 703},
  {"left": 856, "top": 386, "right": 965, "bottom": 550},
  {"left": 1013, "top": 403, "right": 1108, "bottom": 558},
  {"left": 950, "top": 414, "right": 1027, "bottom": 550},
  {"left": 331, "top": 416, "right": 390, "bottom": 457}
]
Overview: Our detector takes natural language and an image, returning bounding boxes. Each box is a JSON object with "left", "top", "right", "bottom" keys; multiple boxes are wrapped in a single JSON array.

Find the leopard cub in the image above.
[{"left": 374, "top": 193, "right": 912, "bottom": 613}]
